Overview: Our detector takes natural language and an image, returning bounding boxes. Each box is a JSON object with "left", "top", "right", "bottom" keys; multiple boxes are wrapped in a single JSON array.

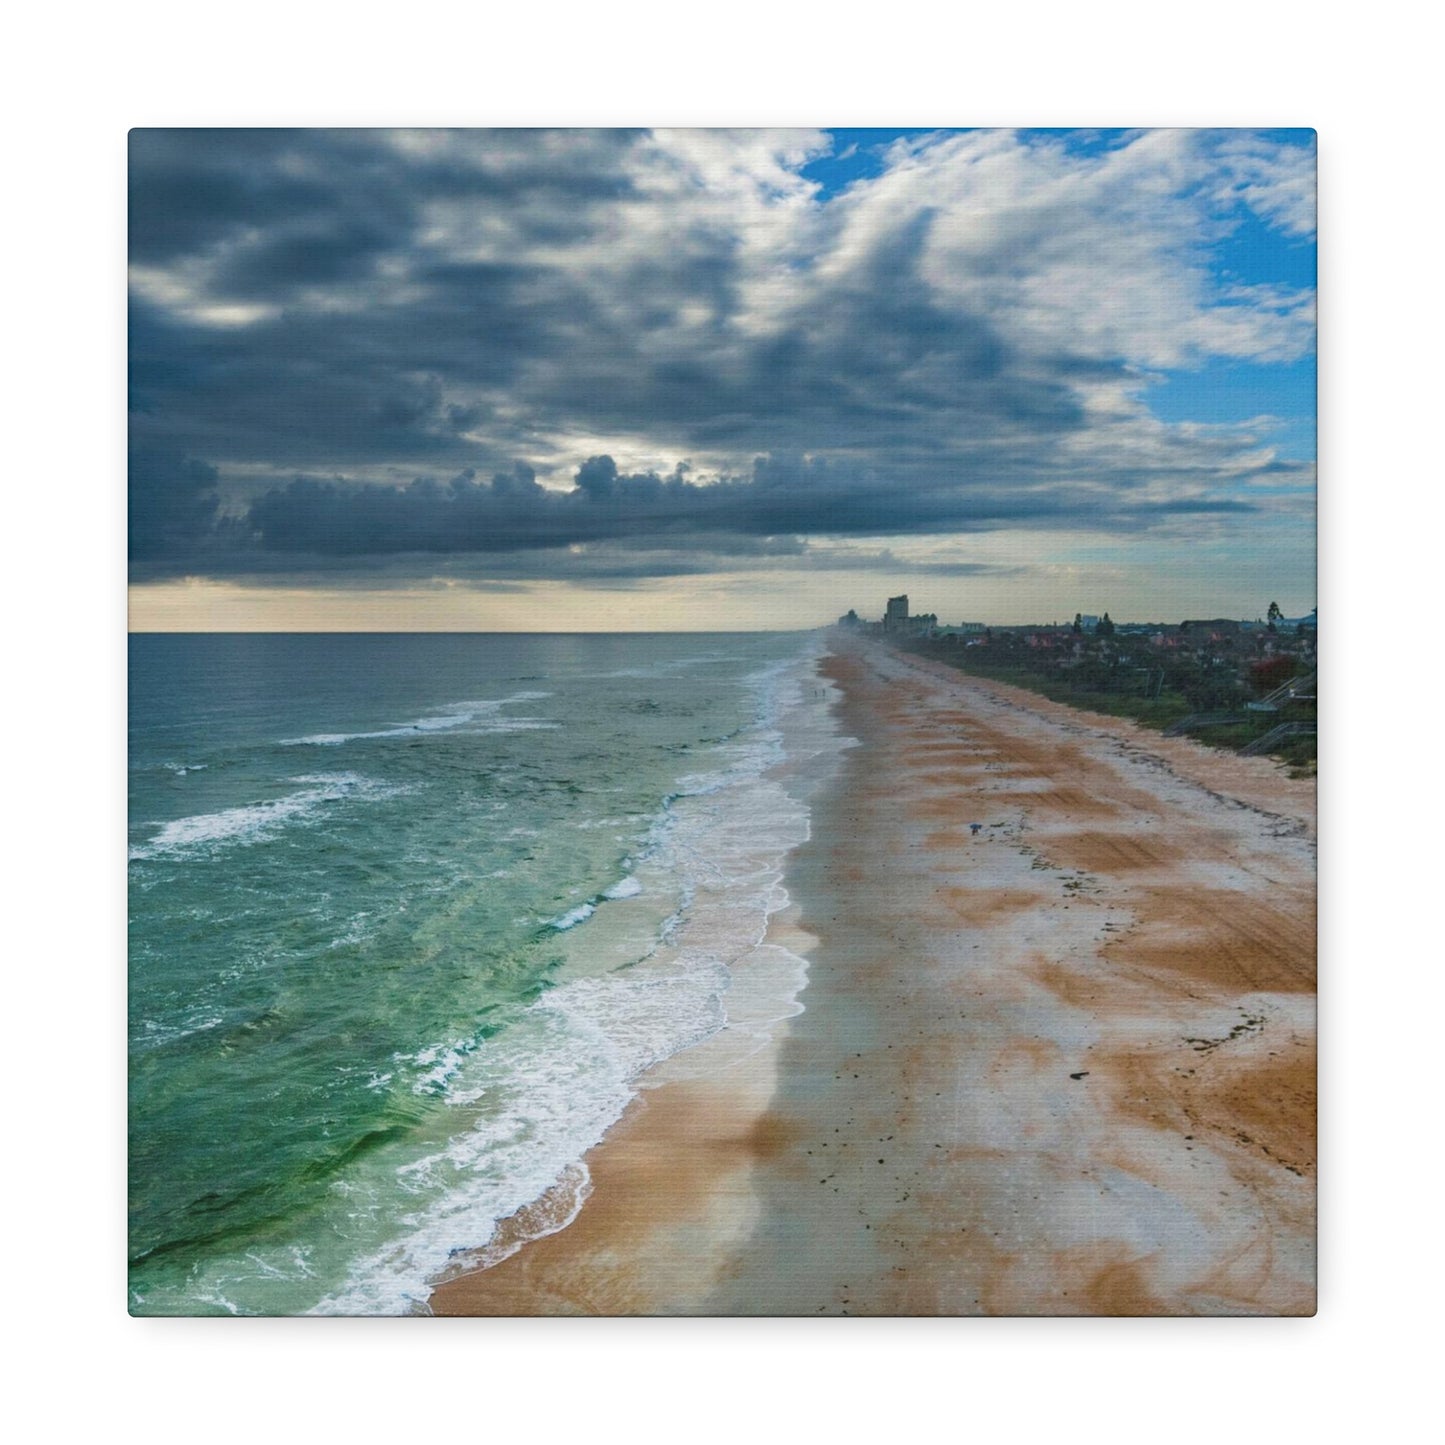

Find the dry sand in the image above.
[{"left": 431, "top": 635, "right": 1316, "bottom": 1316}]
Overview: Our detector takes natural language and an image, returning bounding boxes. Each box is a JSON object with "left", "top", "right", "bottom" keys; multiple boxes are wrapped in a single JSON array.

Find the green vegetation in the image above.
[
  {"left": 929, "top": 654, "right": 1192, "bottom": 726},
  {"left": 897, "top": 630, "right": 1315, "bottom": 772}
]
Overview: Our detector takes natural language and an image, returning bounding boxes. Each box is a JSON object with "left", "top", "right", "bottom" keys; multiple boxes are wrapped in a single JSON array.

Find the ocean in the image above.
[{"left": 128, "top": 631, "right": 833, "bottom": 1315}]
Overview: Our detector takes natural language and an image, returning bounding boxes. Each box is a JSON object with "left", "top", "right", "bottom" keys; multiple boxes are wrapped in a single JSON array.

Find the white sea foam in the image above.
[
  {"left": 547, "top": 901, "right": 596, "bottom": 931},
  {"left": 313, "top": 946, "right": 736, "bottom": 1314},
  {"left": 325, "top": 911, "right": 378, "bottom": 952},
  {"left": 129, "top": 772, "right": 399, "bottom": 861},
  {"left": 402, "top": 1039, "right": 480, "bottom": 1097},
  {"left": 282, "top": 692, "right": 554, "bottom": 746},
  {"left": 312, "top": 637, "right": 849, "bottom": 1316},
  {"left": 135, "top": 1010, "right": 226, "bottom": 1049},
  {"left": 543, "top": 873, "right": 640, "bottom": 932}
]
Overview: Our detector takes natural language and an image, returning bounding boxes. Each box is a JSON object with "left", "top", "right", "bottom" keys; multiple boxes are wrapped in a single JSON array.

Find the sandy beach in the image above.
[{"left": 431, "top": 633, "right": 1316, "bottom": 1316}]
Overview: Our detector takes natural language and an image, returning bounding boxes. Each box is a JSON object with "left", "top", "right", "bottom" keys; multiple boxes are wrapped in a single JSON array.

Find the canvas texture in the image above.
[{"left": 128, "top": 128, "right": 1317, "bottom": 1316}]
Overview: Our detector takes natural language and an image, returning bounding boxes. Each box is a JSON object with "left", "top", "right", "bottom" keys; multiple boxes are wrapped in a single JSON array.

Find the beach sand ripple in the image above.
[{"left": 431, "top": 637, "right": 1315, "bottom": 1316}]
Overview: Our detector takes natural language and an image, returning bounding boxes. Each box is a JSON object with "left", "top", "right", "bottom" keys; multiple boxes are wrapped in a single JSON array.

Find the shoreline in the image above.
[
  {"left": 430, "top": 634, "right": 1315, "bottom": 1315},
  {"left": 428, "top": 642, "right": 848, "bottom": 1314}
]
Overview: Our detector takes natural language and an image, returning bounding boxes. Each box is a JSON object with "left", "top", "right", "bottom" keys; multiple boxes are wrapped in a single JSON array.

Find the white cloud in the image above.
[{"left": 129, "top": 127, "right": 1316, "bottom": 593}]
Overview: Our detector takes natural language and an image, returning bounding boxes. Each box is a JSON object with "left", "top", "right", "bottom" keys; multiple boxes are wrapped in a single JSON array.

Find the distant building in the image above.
[{"left": 871, "top": 595, "right": 957, "bottom": 636}]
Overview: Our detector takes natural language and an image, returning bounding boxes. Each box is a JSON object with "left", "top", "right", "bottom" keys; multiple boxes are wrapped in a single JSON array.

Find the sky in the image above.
[{"left": 128, "top": 127, "right": 1316, "bottom": 631}]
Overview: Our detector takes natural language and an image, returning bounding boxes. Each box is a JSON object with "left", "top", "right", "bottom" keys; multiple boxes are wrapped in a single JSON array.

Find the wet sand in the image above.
[{"left": 431, "top": 635, "right": 1315, "bottom": 1316}]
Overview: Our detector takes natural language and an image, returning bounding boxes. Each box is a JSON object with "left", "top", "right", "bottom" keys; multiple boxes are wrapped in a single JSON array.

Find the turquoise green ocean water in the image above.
[{"left": 129, "top": 631, "right": 821, "bottom": 1314}]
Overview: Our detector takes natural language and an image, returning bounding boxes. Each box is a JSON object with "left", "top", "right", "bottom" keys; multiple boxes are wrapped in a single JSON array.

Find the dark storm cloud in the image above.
[
  {"left": 129, "top": 129, "right": 645, "bottom": 477},
  {"left": 129, "top": 128, "right": 641, "bottom": 272},
  {"left": 232, "top": 453, "right": 1257, "bottom": 564},
  {"left": 128, "top": 447, "right": 222, "bottom": 559},
  {"left": 128, "top": 128, "right": 1315, "bottom": 582}
]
